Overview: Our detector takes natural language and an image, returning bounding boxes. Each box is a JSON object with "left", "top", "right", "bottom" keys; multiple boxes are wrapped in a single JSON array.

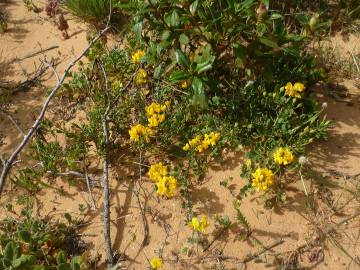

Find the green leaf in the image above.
[
  {"left": 12, "top": 255, "right": 36, "bottom": 268},
  {"left": 179, "top": 33, "right": 189, "bottom": 45},
  {"left": 190, "top": 0, "right": 199, "bottom": 15},
  {"left": 64, "top": 213, "right": 72, "bottom": 224},
  {"left": 4, "top": 241, "right": 19, "bottom": 261},
  {"left": 57, "top": 263, "right": 71, "bottom": 270},
  {"left": 133, "top": 22, "right": 143, "bottom": 39},
  {"left": 259, "top": 37, "right": 279, "bottom": 48},
  {"left": 195, "top": 56, "right": 215, "bottom": 74},
  {"left": 170, "top": 10, "right": 180, "bottom": 27},
  {"left": 269, "top": 13, "right": 283, "bottom": 20},
  {"left": 233, "top": 43, "right": 247, "bottom": 66},
  {"left": 169, "top": 70, "right": 189, "bottom": 82},
  {"left": 18, "top": 230, "right": 31, "bottom": 243},
  {"left": 56, "top": 251, "right": 67, "bottom": 265},
  {"left": 175, "top": 50, "right": 190, "bottom": 67},
  {"left": 153, "top": 65, "right": 164, "bottom": 79},
  {"left": 191, "top": 77, "right": 208, "bottom": 109}
]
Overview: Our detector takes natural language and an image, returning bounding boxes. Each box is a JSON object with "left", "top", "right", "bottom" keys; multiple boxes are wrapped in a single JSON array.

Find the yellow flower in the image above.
[
  {"left": 149, "top": 162, "right": 168, "bottom": 182},
  {"left": 145, "top": 102, "right": 168, "bottom": 127},
  {"left": 150, "top": 257, "right": 163, "bottom": 269},
  {"left": 180, "top": 80, "right": 190, "bottom": 89},
  {"left": 182, "top": 143, "right": 190, "bottom": 151},
  {"left": 129, "top": 124, "right": 153, "bottom": 143},
  {"left": 188, "top": 215, "right": 208, "bottom": 233},
  {"left": 251, "top": 168, "right": 274, "bottom": 192},
  {"left": 294, "top": 82, "right": 305, "bottom": 92},
  {"left": 184, "top": 132, "right": 220, "bottom": 153},
  {"left": 131, "top": 50, "right": 145, "bottom": 64},
  {"left": 284, "top": 82, "right": 305, "bottom": 98},
  {"left": 273, "top": 147, "right": 294, "bottom": 165},
  {"left": 189, "top": 135, "right": 202, "bottom": 147},
  {"left": 135, "top": 68, "right": 148, "bottom": 85},
  {"left": 156, "top": 176, "right": 178, "bottom": 198},
  {"left": 146, "top": 102, "right": 162, "bottom": 116}
]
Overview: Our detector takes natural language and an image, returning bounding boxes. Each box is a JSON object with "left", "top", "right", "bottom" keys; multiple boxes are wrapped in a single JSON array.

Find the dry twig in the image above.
[{"left": 0, "top": 26, "right": 110, "bottom": 194}]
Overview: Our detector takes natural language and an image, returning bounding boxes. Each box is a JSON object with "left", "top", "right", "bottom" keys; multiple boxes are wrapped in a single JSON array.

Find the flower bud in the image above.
[
  {"left": 309, "top": 14, "right": 319, "bottom": 32},
  {"left": 256, "top": 3, "right": 267, "bottom": 21},
  {"left": 322, "top": 102, "right": 328, "bottom": 109},
  {"left": 299, "top": 156, "right": 308, "bottom": 165}
]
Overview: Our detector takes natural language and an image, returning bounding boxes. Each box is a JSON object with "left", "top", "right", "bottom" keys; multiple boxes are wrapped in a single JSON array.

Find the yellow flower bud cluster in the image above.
[
  {"left": 273, "top": 147, "right": 294, "bottom": 165},
  {"left": 188, "top": 215, "right": 208, "bottom": 234},
  {"left": 150, "top": 256, "right": 163, "bottom": 269},
  {"left": 131, "top": 50, "right": 145, "bottom": 64},
  {"left": 148, "top": 162, "right": 178, "bottom": 198},
  {"left": 135, "top": 68, "right": 148, "bottom": 85},
  {"left": 129, "top": 124, "right": 153, "bottom": 143},
  {"left": 283, "top": 82, "right": 305, "bottom": 98},
  {"left": 182, "top": 132, "right": 220, "bottom": 153},
  {"left": 251, "top": 168, "right": 274, "bottom": 192},
  {"left": 145, "top": 101, "right": 170, "bottom": 128}
]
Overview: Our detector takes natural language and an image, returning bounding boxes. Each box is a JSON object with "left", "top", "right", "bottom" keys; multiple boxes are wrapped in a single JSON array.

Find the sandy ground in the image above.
[{"left": 1, "top": 1, "right": 360, "bottom": 270}]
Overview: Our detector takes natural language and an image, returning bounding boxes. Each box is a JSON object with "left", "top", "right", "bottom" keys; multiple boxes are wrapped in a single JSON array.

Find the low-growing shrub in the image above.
[{"left": 0, "top": 205, "right": 91, "bottom": 269}]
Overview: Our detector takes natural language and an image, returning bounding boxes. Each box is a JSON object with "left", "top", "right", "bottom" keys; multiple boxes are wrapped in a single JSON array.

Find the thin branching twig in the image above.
[{"left": 0, "top": 26, "right": 110, "bottom": 194}]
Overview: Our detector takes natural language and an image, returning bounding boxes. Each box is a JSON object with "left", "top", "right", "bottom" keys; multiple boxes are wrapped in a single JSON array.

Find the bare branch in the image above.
[
  {"left": 0, "top": 26, "right": 110, "bottom": 194},
  {"left": 134, "top": 150, "right": 149, "bottom": 247},
  {"left": 83, "top": 158, "right": 97, "bottom": 210},
  {"left": 98, "top": 59, "right": 114, "bottom": 267}
]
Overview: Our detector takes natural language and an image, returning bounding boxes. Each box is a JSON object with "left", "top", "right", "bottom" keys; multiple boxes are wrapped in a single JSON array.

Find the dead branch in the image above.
[
  {"left": 12, "top": 45, "right": 59, "bottom": 63},
  {"left": 0, "top": 26, "right": 110, "bottom": 194},
  {"left": 135, "top": 150, "right": 149, "bottom": 247},
  {"left": 83, "top": 157, "right": 97, "bottom": 210},
  {"left": 99, "top": 59, "right": 114, "bottom": 267},
  {"left": 243, "top": 238, "right": 285, "bottom": 263},
  {"left": 12, "top": 63, "right": 49, "bottom": 94}
]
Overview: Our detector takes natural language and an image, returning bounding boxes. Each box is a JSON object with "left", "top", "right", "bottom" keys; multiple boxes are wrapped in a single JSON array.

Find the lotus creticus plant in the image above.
[
  {"left": 131, "top": 49, "right": 145, "bottom": 64},
  {"left": 251, "top": 168, "right": 274, "bottom": 192},
  {"left": 149, "top": 162, "right": 178, "bottom": 198},
  {"left": 150, "top": 256, "right": 163, "bottom": 269},
  {"left": 145, "top": 101, "right": 170, "bottom": 128},
  {"left": 148, "top": 162, "right": 168, "bottom": 182},
  {"left": 273, "top": 147, "right": 294, "bottom": 166},
  {"left": 189, "top": 215, "right": 208, "bottom": 234},
  {"left": 183, "top": 132, "right": 220, "bottom": 153},
  {"left": 129, "top": 124, "right": 153, "bottom": 143},
  {"left": 284, "top": 82, "right": 305, "bottom": 98},
  {"left": 134, "top": 68, "right": 148, "bottom": 85}
]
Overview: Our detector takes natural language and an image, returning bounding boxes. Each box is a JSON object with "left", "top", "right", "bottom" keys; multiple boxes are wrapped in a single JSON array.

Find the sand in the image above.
[{"left": 0, "top": 1, "right": 360, "bottom": 269}]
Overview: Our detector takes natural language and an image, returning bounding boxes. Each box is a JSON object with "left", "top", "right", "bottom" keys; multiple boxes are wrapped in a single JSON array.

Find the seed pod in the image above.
[
  {"left": 256, "top": 3, "right": 267, "bottom": 21},
  {"left": 309, "top": 14, "right": 319, "bottom": 32}
]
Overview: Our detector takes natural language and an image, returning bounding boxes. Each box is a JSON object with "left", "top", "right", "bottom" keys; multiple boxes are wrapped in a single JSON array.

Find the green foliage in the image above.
[
  {"left": 64, "top": 0, "right": 126, "bottom": 29},
  {"left": 0, "top": 207, "right": 90, "bottom": 269}
]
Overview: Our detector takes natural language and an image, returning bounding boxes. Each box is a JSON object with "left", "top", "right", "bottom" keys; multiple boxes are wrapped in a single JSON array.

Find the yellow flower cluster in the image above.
[
  {"left": 150, "top": 257, "right": 163, "bottom": 269},
  {"left": 129, "top": 124, "right": 153, "bottom": 143},
  {"left": 131, "top": 50, "right": 145, "bottom": 64},
  {"left": 148, "top": 162, "right": 168, "bottom": 182},
  {"left": 182, "top": 132, "right": 220, "bottom": 153},
  {"left": 156, "top": 176, "right": 178, "bottom": 198},
  {"left": 188, "top": 215, "right": 208, "bottom": 234},
  {"left": 284, "top": 82, "right": 305, "bottom": 98},
  {"left": 149, "top": 162, "right": 178, "bottom": 198},
  {"left": 135, "top": 68, "right": 148, "bottom": 85},
  {"left": 273, "top": 147, "right": 294, "bottom": 165},
  {"left": 145, "top": 101, "right": 170, "bottom": 128},
  {"left": 251, "top": 168, "right": 274, "bottom": 192}
]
